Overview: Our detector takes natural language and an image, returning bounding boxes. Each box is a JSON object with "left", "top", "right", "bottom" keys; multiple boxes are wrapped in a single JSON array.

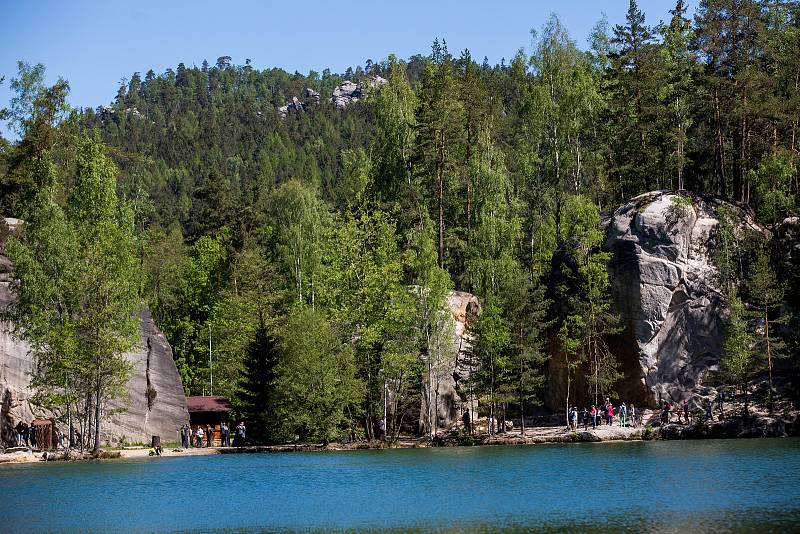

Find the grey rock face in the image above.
[
  {"left": 104, "top": 308, "right": 188, "bottom": 445},
  {"left": 419, "top": 290, "right": 481, "bottom": 432},
  {"left": 605, "top": 191, "right": 765, "bottom": 408},
  {"left": 304, "top": 88, "right": 321, "bottom": 104},
  {"left": 0, "top": 218, "right": 187, "bottom": 447}
]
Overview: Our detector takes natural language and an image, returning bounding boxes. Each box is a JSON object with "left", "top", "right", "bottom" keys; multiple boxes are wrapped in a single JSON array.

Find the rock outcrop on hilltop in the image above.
[
  {"left": 331, "top": 76, "right": 386, "bottom": 109},
  {"left": 604, "top": 192, "right": 766, "bottom": 408},
  {"left": 0, "top": 218, "right": 188, "bottom": 447},
  {"left": 418, "top": 291, "right": 481, "bottom": 433}
]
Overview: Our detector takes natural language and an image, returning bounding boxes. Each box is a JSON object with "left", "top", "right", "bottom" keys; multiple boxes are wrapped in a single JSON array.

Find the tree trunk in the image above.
[
  {"left": 519, "top": 385, "right": 525, "bottom": 437},
  {"left": 765, "top": 306, "right": 774, "bottom": 415},
  {"left": 713, "top": 88, "right": 727, "bottom": 197},
  {"left": 437, "top": 130, "right": 445, "bottom": 268},
  {"left": 93, "top": 379, "right": 101, "bottom": 452}
]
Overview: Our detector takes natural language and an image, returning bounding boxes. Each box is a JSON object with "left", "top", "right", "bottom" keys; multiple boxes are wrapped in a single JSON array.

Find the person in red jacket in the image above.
[{"left": 606, "top": 402, "right": 614, "bottom": 426}]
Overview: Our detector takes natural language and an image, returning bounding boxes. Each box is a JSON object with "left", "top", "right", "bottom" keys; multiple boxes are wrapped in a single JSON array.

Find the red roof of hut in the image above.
[{"left": 186, "top": 396, "right": 233, "bottom": 413}]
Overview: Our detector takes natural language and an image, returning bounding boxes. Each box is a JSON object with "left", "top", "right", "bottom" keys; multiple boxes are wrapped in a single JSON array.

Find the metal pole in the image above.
[
  {"left": 383, "top": 377, "right": 387, "bottom": 441},
  {"left": 209, "top": 323, "right": 213, "bottom": 396},
  {"left": 66, "top": 371, "right": 72, "bottom": 448}
]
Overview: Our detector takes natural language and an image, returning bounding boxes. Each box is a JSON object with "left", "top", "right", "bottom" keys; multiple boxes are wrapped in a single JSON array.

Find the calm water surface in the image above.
[{"left": 2, "top": 438, "right": 799, "bottom": 533}]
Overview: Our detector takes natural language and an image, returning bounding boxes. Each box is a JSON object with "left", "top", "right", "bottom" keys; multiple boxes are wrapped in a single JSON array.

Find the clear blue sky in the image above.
[{"left": 0, "top": 0, "right": 698, "bottom": 137}]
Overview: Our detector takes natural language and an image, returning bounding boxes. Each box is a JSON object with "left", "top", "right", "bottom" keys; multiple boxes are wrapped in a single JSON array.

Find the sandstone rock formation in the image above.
[
  {"left": 418, "top": 290, "right": 481, "bottom": 432},
  {"left": 0, "top": 218, "right": 188, "bottom": 447},
  {"left": 104, "top": 308, "right": 189, "bottom": 445},
  {"left": 278, "top": 96, "right": 304, "bottom": 118},
  {"left": 331, "top": 76, "right": 386, "bottom": 109},
  {"left": 605, "top": 191, "right": 765, "bottom": 408}
]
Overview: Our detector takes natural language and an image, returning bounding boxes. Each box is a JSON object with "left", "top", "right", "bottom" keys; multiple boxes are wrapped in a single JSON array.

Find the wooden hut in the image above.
[
  {"left": 186, "top": 396, "right": 232, "bottom": 446},
  {"left": 32, "top": 419, "right": 58, "bottom": 450}
]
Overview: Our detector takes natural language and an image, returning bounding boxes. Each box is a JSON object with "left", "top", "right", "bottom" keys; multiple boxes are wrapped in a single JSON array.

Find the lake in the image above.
[{"left": 2, "top": 438, "right": 799, "bottom": 533}]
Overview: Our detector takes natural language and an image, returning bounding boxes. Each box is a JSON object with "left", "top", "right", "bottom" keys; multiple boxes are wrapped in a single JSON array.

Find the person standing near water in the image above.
[
  {"left": 606, "top": 402, "right": 614, "bottom": 426},
  {"left": 591, "top": 405, "right": 598, "bottom": 429},
  {"left": 462, "top": 409, "right": 471, "bottom": 435},
  {"left": 206, "top": 425, "right": 213, "bottom": 447},
  {"left": 221, "top": 423, "right": 229, "bottom": 447},
  {"left": 235, "top": 421, "right": 246, "bottom": 446},
  {"left": 581, "top": 408, "right": 589, "bottom": 430},
  {"left": 620, "top": 403, "right": 627, "bottom": 427},
  {"left": 196, "top": 426, "right": 204, "bottom": 448},
  {"left": 29, "top": 421, "right": 37, "bottom": 449}
]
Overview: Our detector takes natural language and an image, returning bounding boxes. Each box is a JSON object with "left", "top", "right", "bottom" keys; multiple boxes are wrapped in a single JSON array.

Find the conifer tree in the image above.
[{"left": 237, "top": 318, "right": 280, "bottom": 443}]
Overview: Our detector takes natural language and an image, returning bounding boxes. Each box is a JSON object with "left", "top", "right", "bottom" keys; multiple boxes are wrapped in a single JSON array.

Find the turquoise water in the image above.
[{"left": 2, "top": 439, "right": 800, "bottom": 533}]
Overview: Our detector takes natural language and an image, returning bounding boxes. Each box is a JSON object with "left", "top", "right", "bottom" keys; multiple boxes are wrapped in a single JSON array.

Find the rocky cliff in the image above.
[
  {"left": 0, "top": 218, "right": 188, "bottom": 447},
  {"left": 604, "top": 191, "right": 766, "bottom": 408}
]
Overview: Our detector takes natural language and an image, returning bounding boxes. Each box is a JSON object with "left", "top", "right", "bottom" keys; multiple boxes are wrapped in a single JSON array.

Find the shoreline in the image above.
[{"left": 3, "top": 415, "right": 797, "bottom": 465}]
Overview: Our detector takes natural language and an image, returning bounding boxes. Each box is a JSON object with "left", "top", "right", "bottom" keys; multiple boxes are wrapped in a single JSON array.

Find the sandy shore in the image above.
[{"left": 0, "top": 424, "right": 644, "bottom": 465}]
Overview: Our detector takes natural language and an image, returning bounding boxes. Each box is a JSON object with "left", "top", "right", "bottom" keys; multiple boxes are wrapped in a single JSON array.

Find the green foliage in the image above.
[
  {"left": 714, "top": 205, "right": 738, "bottom": 298},
  {"left": 472, "top": 302, "right": 512, "bottom": 435},
  {"left": 750, "top": 155, "right": 795, "bottom": 224},
  {"left": 273, "top": 307, "right": 363, "bottom": 443},
  {"left": 236, "top": 320, "right": 280, "bottom": 443},
  {"left": 270, "top": 180, "right": 328, "bottom": 306},
  {"left": 5, "top": 135, "right": 140, "bottom": 450},
  {"left": 746, "top": 239, "right": 786, "bottom": 412},
  {"left": 557, "top": 195, "right": 622, "bottom": 410},
  {"left": 666, "top": 194, "right": 694, "bottom": 223},
  {"left": 722, "top": 290, "right": 756, "bottom": 415}
]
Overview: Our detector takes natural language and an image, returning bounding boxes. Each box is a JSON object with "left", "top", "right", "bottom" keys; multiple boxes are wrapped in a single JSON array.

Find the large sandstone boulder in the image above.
[
  {"left": 418, "top": 290, "right": 481, "bottom": 433},
  {"left": 0, "top": 218, "right": 188, "bottom": 447},
  {"left": 605, "top": 191, "right": 765, "bottom": 408}
]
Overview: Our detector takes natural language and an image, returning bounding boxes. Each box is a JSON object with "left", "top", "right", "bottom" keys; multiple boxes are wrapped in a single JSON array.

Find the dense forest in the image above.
[{"left": 1, "top": 0, "right": 799, "bottom": 444}]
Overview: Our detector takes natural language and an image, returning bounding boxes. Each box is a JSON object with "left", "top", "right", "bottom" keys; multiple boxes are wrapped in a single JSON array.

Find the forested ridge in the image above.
[{"left": 2, "top": 0, "right": 799, "bottom": 444}]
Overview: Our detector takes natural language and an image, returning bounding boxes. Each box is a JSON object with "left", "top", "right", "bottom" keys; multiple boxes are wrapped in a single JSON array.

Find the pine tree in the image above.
[
  {"left": 658, "top": 0, "right": 697, "bottom": 190},
  {"left": 609, "top": 0, "right": 662, "bottom": 193},
  {"left": 417, "top": 39, "right": 465, "bottom": 270},
  {"left": 237, "top": 318, "right": 280, "bottom": 443}
]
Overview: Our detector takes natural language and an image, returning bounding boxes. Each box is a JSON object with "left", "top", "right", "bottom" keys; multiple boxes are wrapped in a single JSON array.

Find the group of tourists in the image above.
[
  {"left": 660, "top": 394, "right": 724, "bottom": 425},
  {"left": 568, "top": 398, "right": 638, "bottom": 430},
  {"left": 567, "top": 394, "right": 725, "bottom": 430},
  {"left": 15, "top": 421, "right": 35, "bottom": 448},
  {"left": 179, "top": 421, "right": 246, "bottom": 448},
  {"left": 14, "top": 421, "right": 67, "bottom": 450},
  {"left": 660, "top": 399, "right": 692, "bottom": 425}
]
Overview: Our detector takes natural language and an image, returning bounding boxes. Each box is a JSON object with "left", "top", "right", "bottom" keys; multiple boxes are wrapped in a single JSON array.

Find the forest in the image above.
[{"left": 1, "top": 0, "right": 799, "bottom": 445}]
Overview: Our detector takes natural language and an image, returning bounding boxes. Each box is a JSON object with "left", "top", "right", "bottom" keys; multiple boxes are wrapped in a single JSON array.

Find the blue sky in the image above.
[{"left": 1, "top": 0, "right": 698, "bottom": 137}]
